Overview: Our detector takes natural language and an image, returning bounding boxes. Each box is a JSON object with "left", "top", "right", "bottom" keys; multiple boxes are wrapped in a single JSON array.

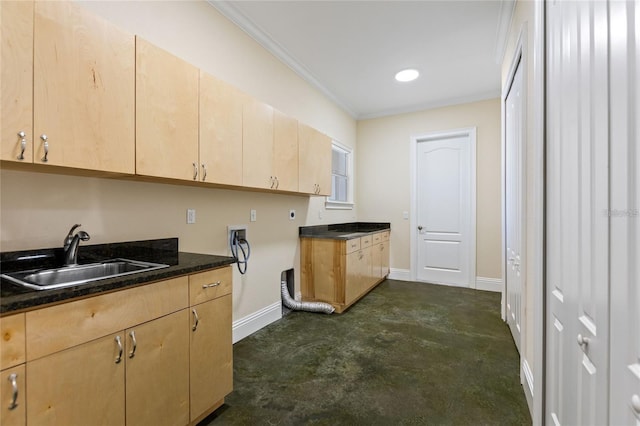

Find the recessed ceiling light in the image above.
[{"left": 395, "top": 68, "right": 420, "bottom": 82}]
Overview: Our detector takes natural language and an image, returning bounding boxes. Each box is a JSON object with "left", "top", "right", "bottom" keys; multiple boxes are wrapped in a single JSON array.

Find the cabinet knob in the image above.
[
  {"left": 192, "top": 308, "right": 200, "bottom": 331},
  {"left": 7, "top": 373, "right": 18, "bottom": 410},
  {"left": 418, "top": 225, "right": 423, "bottom": 231},
  {"left": 114, "top": 335, "right": 123, "bottom": 364},
  {"left": 40, "top": 134, "right": 49, "bottom": 162},
  {"left": 128, "top": 330, "right": 137, "bottom": 358},
  {"left": 17, "top": 131, "right": 26, "bottom": 160}
]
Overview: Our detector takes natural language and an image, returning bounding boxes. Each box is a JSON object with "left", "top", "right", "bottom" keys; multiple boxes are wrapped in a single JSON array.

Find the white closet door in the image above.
[
  {"left": 609, "top": 1, "right": 640, "bottom": 424},
  {"left": 545, "top": 1, "right": 610, "bottom": 425},
  {"left": 505, "top": 58, "right": 524, "bottom": 352}
]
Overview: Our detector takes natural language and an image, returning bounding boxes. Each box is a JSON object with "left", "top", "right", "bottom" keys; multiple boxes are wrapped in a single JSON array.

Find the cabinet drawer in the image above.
[
  {"left": 345, "top": 238, "right": 361, "bottom": 254},
  {"left": 372, "top": 233, "right": 382, "bottom": 244},
  {"left": 26, "top": 276, "right": 189, "bottom": 361},
  {"left": 381, "top": 231, "right": 390, "bottom": 242},
  {"left": 189, "top": 266, "right": 232, "bottom": 306},
  {"left": 360, "top": 235, "right": 372, "bottom": 249},
  {"left": 0, "top": 314, "right": 25, "bottom": 370}
]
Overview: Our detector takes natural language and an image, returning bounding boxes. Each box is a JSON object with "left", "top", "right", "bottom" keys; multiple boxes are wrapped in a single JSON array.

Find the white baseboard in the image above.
[
  {"left": 232, "top": 301, "right": 282, "bottom": 343},
  {"left": 388, "top": 268, "right": 411, "bottom": 281},
  {"left": 476, "top": 276, "right": 503, "bottom": 292},
  {"left": 522, "top": 358, "right": 535, "bottom": 417}
]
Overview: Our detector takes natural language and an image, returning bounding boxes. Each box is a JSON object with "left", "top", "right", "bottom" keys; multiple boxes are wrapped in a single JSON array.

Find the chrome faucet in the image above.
[{"left": 63, "top": 224, "right": 90, "bottom": 266}]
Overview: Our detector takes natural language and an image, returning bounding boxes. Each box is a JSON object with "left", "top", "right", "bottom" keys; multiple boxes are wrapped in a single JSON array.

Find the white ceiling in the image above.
[{"left": 212, "top": 1, "right": 507, "bottom": 120}]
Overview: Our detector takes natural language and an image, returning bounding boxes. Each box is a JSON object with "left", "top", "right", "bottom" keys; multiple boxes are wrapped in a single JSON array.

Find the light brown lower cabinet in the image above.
[
  {"left": 4, "top": 265, "right": 232, "bottom": 426},
  {"left": 301, "top": 231, "right": 390, "bottom": 313}
]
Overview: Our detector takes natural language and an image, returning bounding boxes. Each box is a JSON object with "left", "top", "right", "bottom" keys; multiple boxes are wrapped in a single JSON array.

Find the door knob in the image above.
[
  {"left": 631, "top": 394, "right": 640, "bottom": 414},
  {"left": 577, "top": 334, "right": 590, "bottom": 346},
  {"left": 417, "top": 226, "right": 423, "bottom": 231}
]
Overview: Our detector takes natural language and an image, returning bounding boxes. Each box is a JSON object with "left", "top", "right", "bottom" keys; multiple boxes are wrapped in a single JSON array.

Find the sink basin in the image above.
[{"left": 1, "top": 258, "right": 170, "bottom": 291}]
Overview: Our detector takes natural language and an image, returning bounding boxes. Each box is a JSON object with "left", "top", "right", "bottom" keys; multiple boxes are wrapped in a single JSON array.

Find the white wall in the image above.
[
  {"left": 356, "top": 98, "right": 502, "bottom": 280},
  {"left": 0, "top": 1, "right": 357, "bottom": 332}
]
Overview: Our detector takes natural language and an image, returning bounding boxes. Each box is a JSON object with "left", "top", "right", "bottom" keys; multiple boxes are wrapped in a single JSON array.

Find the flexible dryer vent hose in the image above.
[{"left": 281, "top": 281, "right": 335, "bottom": 314}]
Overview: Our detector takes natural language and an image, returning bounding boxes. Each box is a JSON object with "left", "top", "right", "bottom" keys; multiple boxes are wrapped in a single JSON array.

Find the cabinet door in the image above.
[
  {"left": 242, "top": 98, "right": 274, "bottom": 189},
  {"left": 1, "top": 365, "right": 25, "bottom": 426},
  {"left": 199, "top": 71, "right": 244, "bottom": 186},
  {"left": 190, "top": 294, "right": 233, "bottom": 421},
  {"left": 372, "top": 243, "right": 382, "bottom": 279},
  {"left": 33, "top": 1, "right": 135, "bottom": 173},
  {"left": 380, "top": 241, "right": 389, "bottom": 278},
  {"left": 0, "top": 0, "right": 33, "bottom": 164},
  {"left": 126, "top": 309, "right": 189, "bottom": 426},
  {"left": 136, "top": 37, "right": 199, "bottom": 181},
  {"left": 298, "top": 123, "right": 332, "bottom": 195},
  {"left": 273, "top": 110, "right": 299, "bottom": 192},
  {"left": 26, "top": 332, "right": 125, "bottom": 425}
]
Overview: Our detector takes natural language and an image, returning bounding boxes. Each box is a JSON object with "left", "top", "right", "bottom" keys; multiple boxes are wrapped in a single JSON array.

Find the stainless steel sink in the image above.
[{"left": 1, "top": 258, "right": 170, "bottom": 291}]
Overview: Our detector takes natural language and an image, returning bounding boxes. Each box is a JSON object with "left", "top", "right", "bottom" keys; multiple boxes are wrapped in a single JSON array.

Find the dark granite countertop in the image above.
[
  {"left": 1, "top": 238, "right": 236, "bottom": 314},
  {"left": 299, "top": 222, "right": 390, "bottom": 240}
]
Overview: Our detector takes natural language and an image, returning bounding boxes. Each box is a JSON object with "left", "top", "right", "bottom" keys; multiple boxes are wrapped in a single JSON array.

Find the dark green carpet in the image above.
[{"left": 201, "top": 279, "right": 532, "bottom": 425}]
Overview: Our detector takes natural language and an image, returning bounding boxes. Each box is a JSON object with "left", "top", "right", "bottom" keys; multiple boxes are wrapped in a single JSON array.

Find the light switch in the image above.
[
  {"left": 402, "top": 211, "right": 409, "bottom": 220},
  {"left": 187, "top": 209, "right": 196, "bottom": 224},
  {"left": 250, "top": 209, "right": 257, "bottom": 222}
]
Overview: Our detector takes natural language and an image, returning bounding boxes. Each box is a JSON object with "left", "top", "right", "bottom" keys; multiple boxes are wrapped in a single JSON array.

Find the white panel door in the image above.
[
  {"left": 609, "top": 1, "right": 640, "bottom": 424},
  {"left": 546, "top": 1, "right": 610, "bottom": 425},
  {"left": 416, "top": 134, "right": 472, "bottom": 287},
  {"left": 505, "top": 58, "right": 524, "bottom": 352}
]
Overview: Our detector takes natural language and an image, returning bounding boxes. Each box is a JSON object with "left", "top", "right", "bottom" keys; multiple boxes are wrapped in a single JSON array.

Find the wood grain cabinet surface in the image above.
[
  {"left": 199, "top": 71, "right": 245, "bottom": 186},
  {"left": 0, "top": 0, "right": 33, "bottom": 164},
  {"left": 33, "top": 1, "right": 135, "bottom": 173},
  {"left": 300, "top": 232, "right": 390, "bottom": 313},
  {"left": 136, "top": 37, "right": 199, "bottom": 181},
  {"left": 4, "top": 266, "right": 233, "bottom": 426},
  {"left": 298, "top": 123, "right": 332, "bottom": 196},
  {"left": 242, "top": 98, "right": 275, "bottom": 189},
  {"left": 272, "top": 110, "right": 299, "bottom": 192}
]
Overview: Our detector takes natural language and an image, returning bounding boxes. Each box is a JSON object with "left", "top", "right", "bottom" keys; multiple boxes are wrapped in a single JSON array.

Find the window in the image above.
[{"left": 326, "top": 141, "right": 353, "bottom": 209}]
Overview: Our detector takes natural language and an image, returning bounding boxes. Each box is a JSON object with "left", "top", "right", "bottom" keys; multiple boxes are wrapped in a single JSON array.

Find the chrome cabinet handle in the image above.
[
  {"left": 7, "top": 373, "right": 18, "bottom": 410},
  {"left": 17, "top": 131, "right": 26, "bottom": 160},
  {"left": 128, "top": 330, "right": 137, "bottom": 358},
  {"left": 192, "top": 162, "right": 198, "bottom": 180},
  {"left": 40, "top": 134, "right": 49, "bottom": 162},
  {"left": 270, "top": 176, "right": 275, "bottom": 189},
  {"left": 275, "top": 177, "right": 279, "bottom": 189},
  {"left": 114, "top": 335, "right": 123, "bottom": 364},
  {"left": 202, "top": 281, "right": 221, "bottom": 289},
  {"left": 631, "top": 394, "right": 640, "bottom": 414},
  {"left": 577, "top": 334, "right": 590, "bottom": 347},
  {"left": 201, "top": 164, "right": 207, "bottom": 182},
  {"left": 192, "top": 309, "right": 199, "bottom": 331}
]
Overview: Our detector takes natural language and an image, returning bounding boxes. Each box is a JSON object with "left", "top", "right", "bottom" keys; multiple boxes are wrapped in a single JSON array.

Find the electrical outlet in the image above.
[
  {"left": 403, "top": 211, "right": 409, "bottom": 220},
  {"left": 289, "top": 209, "right": 296, "bottom": 220},
  {"left": 187, "top": 209, "right": 196, "bottom": 224},
  {"left": 318, "top": 210, "right": 323, "bottom": 220},
  {"left": 250, "top": 209, "right": 257, "bottom": 222}
]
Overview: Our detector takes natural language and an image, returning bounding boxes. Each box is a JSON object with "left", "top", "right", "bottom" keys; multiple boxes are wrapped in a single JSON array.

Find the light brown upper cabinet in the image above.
[
  {"left": 0, "top": 0, "right": 33, "bottom": 164},
  {"left": 32, "top": 1, "right": 135, "bottom": 173},
  {"left": 199, "top": 72, "right": 244, "bottom": 186},
  {"left": 136, "top": 37, "right": 199, "bottom": 181},
  {"left": 298, "top": 123, "right": 332, "bottom": 196},
  {"left": 242, "top": 98, "right": 274, "bottom": 189},
  {"left": 273, "top": 110, "right": 299, "bottom": 192}
]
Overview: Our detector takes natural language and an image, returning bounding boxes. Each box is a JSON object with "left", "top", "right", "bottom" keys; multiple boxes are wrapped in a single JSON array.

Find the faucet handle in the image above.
[{"left": 64, "top": 224, "right": 82, "bottom": 247}]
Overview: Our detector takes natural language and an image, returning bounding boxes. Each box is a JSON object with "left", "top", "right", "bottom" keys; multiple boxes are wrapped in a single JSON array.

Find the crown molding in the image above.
[
  {"left": 357, "top": 90, "right": 501, "bottom": 121},
  {"left": 208, "top": 0, "right": 358, "bottom": 118},
  {"left": 495, "top": 0, "right": 516, "bottom": 64}
]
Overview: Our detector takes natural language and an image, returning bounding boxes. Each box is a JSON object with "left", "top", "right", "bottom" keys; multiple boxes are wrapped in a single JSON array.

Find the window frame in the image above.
[{"left": 326, "top": 140, "right": 354, "bottom": 210}]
